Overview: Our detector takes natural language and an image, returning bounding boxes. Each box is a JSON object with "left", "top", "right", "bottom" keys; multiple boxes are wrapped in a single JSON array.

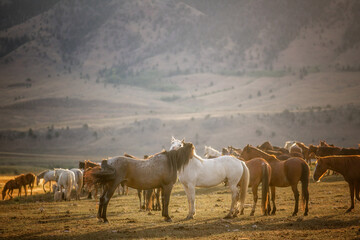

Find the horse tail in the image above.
[
  {"left": 91, "top": 160, "right": 116, "bottom": 185},
  {"left": 261, "top": 163, "right": 270, "bottom": 215},
  {"left": 238, "top": 161, "right": 250, "bottom": 211},
  {"left": 65, "top": 173, "right": 73, "bottom": 201},
  {"left": 300, "top": 161, "right": 310, "bottom": 213}
]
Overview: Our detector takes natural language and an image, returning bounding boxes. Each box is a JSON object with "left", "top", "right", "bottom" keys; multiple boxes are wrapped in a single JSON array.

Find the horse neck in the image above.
[
  {"left": 251, "top": 147, "right": 278, "bottom": 162},
  {"left": 323, "top": 157, "right": 347, "bottom": 175}
]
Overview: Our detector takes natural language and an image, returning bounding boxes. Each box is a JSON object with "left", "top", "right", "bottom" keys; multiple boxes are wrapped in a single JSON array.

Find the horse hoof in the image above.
[
  {"left": 250, "top": 212, "right": 254, "bottom": 216},
  {"left": 164, "top": 217, "right": 172, "bottom": 222},
  {"left": 223, "top": 214, "right": 233, "bottom": 219},
  {"left": 292, "top": 213, "right": 297, "bottom": 217},
  {"left": 184, "top": 216, "right": 194, "bottom": 221}
]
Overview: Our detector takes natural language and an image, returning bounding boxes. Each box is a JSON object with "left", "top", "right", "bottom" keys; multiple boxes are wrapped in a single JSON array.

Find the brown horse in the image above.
[
  {"left": 14, "top": 174, "right": 28, "bottom": 197},
  {"left": 24, "top": 173, "right": 36, "bottom": 195},
  {"left": 222, "top": 146, "right": 271, "bottom": 216},
  {"left": 92, "top": 142, "right": 195, "bottom": 223},
  {"left": 313, "top": 155, "right": 360, "bottom": 212},
  {"left": 2, "top": 179, "right": 20, "bottom": 200},
  {"left": 241, "top": 145, "right": 310, "bottom": 216},
  {"left": 124, "top": 153, "right": 160, "bottom": 211}
]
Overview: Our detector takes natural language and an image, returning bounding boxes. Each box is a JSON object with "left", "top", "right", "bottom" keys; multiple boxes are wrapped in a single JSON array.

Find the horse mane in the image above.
[
  {"left": 84, "top": 160, "right": 100, "bottom": 169},
  {"left": 165, "top": 142, "right": 194, "bottom": 172}
]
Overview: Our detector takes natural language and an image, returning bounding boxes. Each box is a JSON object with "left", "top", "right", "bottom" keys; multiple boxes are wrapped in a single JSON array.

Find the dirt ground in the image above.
[{"left": 0, "top": 172, "right": 360, "bottom": 240}]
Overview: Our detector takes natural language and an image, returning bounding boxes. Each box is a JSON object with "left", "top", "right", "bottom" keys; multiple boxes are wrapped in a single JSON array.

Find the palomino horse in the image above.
[
  {"left": 37, "top": 170, "right": 56, "bottom": 193},
  {"left": 170, "top": 137, "right": 249, "bottom": 220},
  {"left": 91, "top": 142, "right": 195, "bottom": 223},
  {"left": 2, "top": 179, "right": 20, "bottom": 200},
  {"left": 241, "top": 145, "right": 310, "bottom": 216},
  {"left": 211, "top": 145, "right": 271, "bottom": 216},
  {"left": 313, "top": 155, "right": 360, "bottom": 213}
]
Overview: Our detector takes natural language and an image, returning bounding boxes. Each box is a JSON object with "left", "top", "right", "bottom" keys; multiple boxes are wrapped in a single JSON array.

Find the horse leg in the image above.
[
  {"left": 137, "top": 190, "right": 142, "bottom": 211},
  {"left": 24, "top": 185, "right": 27, "bottom": 197},
  {"left": 346, "top": 182, "right": 355, "bottom": 213},
  {"left": 291, "top": 184, "right": 299, "bottom": 216},
  {"left": 355, "top": 182, "right": 360, "bottom": 202},
  {"left": 155, "top": 188, "right": 161, "bottom": 211},
  {"left": 162, "top": 184, "right": 173, "bottom": 222},
  {"left": 99, "top": 184, "right": 117, "bottom": 224},
  {"left": 224, "top": 184, "right": 239, "bottom": 219},
  {"left": 182, "top": 184, "right": 195, "bottom": 220},
  {"left": 270, "top": 186, "right": 276, "bottom": 215},
  {"left": 250, "top": 185, "right": 258, "bottom": 216}
]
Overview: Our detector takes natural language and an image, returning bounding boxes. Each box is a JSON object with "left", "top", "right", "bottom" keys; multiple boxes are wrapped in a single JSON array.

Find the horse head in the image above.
[
  {"left": 313, "top": 157, "right": 327, "bottom": 182},
  {"left": 169, "top": 137, "right": 184, "bottom": 151}
]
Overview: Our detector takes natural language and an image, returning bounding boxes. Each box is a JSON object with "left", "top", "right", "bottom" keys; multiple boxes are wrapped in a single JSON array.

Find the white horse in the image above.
[
  {"left": 54, "top": 169, "right": 76, "bottom": 201},
  {"left": 204, "top": 146, "right": 222, "bottom": 158},
  {"left": 170, "top": 137, "right": 250, "bottom": 220},
  {"left": 36, "top": 170, "right": 57, "bottom": 193},
  {"left": 70, "top": 168, "right": 83, "bottom": 200}
]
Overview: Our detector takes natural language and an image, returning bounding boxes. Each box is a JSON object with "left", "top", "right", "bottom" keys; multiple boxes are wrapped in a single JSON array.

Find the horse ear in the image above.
[
  {"left": 181, "top": 138, "right": 185, "bottom": 144},
  {"left": 171, "top": 136, "right": 175, "bottom": 142}
]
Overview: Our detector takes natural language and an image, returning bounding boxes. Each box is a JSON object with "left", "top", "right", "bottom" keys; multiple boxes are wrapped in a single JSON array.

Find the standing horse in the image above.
[
  {"left": 24, "top": 173, "right": 36, "bottom": 195},
  {"left": 169, "top": 137, "right": 249, "bottom": 220},
  {"left": 204, "top": 146, "right": 222, "bottom": 159},
  {"left": 70, "top": 168, "right": 83, "bottom": 200},
  {"left": 55, "top": 169, "right": 75, "bottom": 201},
  {"left": 2, "top": 179, "right": 20, "bottom": 200},
  {"left": 91, "top": 142, "right": 195, "bottom": 223},
  {"left": 37, "top": 170, "right": 56, "bottom": 193},
  {"left": 221, "top": 146, "right": 272, "bottom": 216},
  {"left": 313, "top": 155, "right": 360, "bottom": 213},
  {"left": 241, "top": 145, "right": 310, "bottom": 216}
]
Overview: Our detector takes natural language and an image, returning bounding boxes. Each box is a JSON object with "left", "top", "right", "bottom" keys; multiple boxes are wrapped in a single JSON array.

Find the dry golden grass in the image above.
[{"left": 0, "top": 171, "right": 359, "bottom": 240}]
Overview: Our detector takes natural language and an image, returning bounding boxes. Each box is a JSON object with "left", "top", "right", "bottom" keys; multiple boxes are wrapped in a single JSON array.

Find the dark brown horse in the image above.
[
  {"left": 92, "top": 142, "right": 195, "bottom": 223},
  {"left": 24, "top": 173, "right": 36, "bottom": 195},
  {"left": 313, "top": 155, "right": 360, "bottom": 213},
  {"left": 222, "top": 146, "right": 271, "bottom": 216},
  {"left": 2, "top": 179, "right": 20, "bottom": 200},
  {"left": 14, "top": 174, "right": 27, "bottom": 197},
  {"left": 241, "top": 145, "right": 310, "bottom": 216}
]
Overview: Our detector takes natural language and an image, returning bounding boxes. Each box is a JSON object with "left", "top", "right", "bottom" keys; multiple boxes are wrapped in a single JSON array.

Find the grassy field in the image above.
[{"left": 0, "top": 169, "right": 359, "bottom": 240}]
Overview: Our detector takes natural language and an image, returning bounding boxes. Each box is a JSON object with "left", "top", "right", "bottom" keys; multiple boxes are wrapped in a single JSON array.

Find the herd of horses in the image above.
[{"left": 1, "top": 137, "right": 360, "bottom": 224}]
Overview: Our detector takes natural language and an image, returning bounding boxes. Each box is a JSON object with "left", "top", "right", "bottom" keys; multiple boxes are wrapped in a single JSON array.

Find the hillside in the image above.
[{"left": 0, "top": 0, "right": 360, "bottom": 163}]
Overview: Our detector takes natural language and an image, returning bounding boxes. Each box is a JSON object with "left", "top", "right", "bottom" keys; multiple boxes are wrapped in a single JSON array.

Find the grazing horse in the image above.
[
  {"left": 14, "top": 174, "right": 27, "bottom": 197},
  {"left": 2, "top": 179, "right": 20, "bottom": 200},
  {"left": 24, "top": 173, "right": 36, "bottom": 195},
  {"left": 170, "top": 137, "right": 249, "bottom": 220},
  {"left": 213, "top": 145, "right": 271, "bottom": 216},
  {"left": 241, "top": 145, "right": 310, "bottom": 216},
  {"left": 37, "top": 170, "right": 56, "bottom": 193},
  {"left": 91, "top": 142, "right": 195, "bottom": 223},
  {"left": 313, "top": 155, "right": 360, "bottom": 213}
]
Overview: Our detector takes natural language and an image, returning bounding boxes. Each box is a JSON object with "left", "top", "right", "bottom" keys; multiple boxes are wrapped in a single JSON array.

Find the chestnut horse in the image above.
[
  {"left": 2, "top": 179, "right": 20, "bottom": 200},
  {"left": 24, "top": 173, "right": 36, "bottom": 195},
  {"left": 14, "top": 174, "right": 27, "bottom": 197},
  {"left": 91, "top": 142, "right": 195, "bottom": 223},
  {"left": 221, "top": 146, "right": 272, "bottom": 216},
  {"left": 241, "top": 145, "right": 310, "bottom": 216},
  {"left": 313, "top": 155, "right": 360, "bottom": 213}
]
